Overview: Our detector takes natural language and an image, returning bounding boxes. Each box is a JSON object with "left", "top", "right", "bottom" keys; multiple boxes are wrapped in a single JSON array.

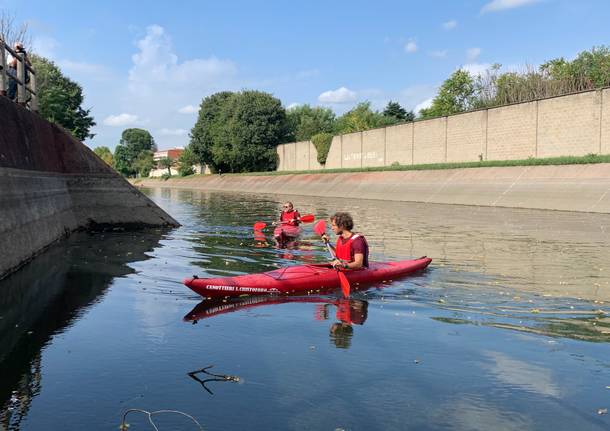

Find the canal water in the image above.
[{"left": 2, "top": 188, "right": 610, "bottom": 430}]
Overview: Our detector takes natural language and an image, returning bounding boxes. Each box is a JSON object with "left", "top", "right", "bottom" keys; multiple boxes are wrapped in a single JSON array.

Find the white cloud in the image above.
[
  {"left": 466, "top": 47, "right": 482, "bottom": 61},
  {"left": 103, "top": 113, "right": 140, "bottom": 127},
  {"left": 414, "top": 98, "right": 433, "bottom": 115},
  {"left": 178, "top": 104, "right": 198, "bottom": 114},
  {"left": 286, "top": 103, "right": 301, "bottom": 110},
  {"left": 461, "top": 63, "right": 492, "bottom": 77},
  {"left": 128, "top": 25, "right": 237, "bottom": 96},
  {"left": 442, "top": 20, "right": 457, "bottom": 30},
  {"left": 404, "top": 40, "right": 418, "bottom": 53},
  {"left": 318, "top": 86, "right": 357, "bottom": 104},
  {"left": 159, "top": 128, "right": 188, "bottom": 136},
  {"left": 429, "top": 50, "right": 448, "bottom": 58},
  {"left": 481, "top": 0, "right": 541, "bottom": 13},
  {"left": 114, "top": 24, "right": 240, "bottom": 148}
]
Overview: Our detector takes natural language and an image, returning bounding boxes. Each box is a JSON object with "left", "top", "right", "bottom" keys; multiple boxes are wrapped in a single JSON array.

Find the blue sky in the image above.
[{"left": 3, "top": 0, "right": 609, "bottom": 150}]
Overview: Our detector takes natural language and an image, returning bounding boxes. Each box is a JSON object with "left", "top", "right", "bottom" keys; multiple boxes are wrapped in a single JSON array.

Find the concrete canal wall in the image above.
[
  {"left": 277, "top": 88, "right": 610, "bottom": 170},
  {"left": 0, "top": 97, "right": 178, "bottom": 279},
  {"left": 135, "top": 162, "right": 610, "bottom": 214}
]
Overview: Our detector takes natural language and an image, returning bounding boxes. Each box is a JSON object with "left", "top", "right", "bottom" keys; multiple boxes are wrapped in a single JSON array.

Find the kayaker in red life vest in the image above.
[
  {"left": 273, "top": 201, "right": 301, "bottom": 227},
  {"left": 322, "top": 212, "right": 369, "bottom": 270}
]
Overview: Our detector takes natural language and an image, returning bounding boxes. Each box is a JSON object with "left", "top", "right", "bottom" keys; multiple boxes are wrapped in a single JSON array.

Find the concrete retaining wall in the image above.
[
  {"left": 137, "top": 163, "right": 610, "bottom": 214},
  {"left": 0, "top": 97, "right": 178, "bottom": 279},
  {"left": 278, "top": 88, "right": 610, "bottom": 171}
]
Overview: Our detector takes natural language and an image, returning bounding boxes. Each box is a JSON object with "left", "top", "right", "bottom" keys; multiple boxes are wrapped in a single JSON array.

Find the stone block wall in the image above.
[
  {"left": 413, "top": 117, "right": 446, "bottom": 164},
  {"left": 447, "top": 110, "right": 486, "bottom": 162},
  {"left": 487, "top": 101, "right": 537, "bottom": 160},
  {"left": 537, "top": 91, "right": 601, "bottom": 157},
  {"left": 385, "top": 123, "right": 413, "bottom": 165},
  {"left": 276, "top": 88, "right": 610, "bottom": 171}
]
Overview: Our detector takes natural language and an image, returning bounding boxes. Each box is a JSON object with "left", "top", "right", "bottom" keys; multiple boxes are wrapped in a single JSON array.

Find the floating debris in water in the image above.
[{"left": 597, "top": 408, "right": 607, "bottom": 415}]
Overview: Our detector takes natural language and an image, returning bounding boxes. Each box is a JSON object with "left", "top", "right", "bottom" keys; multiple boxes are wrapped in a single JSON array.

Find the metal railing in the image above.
[{"left": 0, "top": 39, "right": 37, "bottom": 111}]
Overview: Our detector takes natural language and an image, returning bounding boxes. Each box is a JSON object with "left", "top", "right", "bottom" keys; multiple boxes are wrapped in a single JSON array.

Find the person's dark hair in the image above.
[
  {"left": 329, "top": 323, "right": 354, "bottom": 349},
  {"left": 349, "top": 300, "right": 368, "bottom": 325},
  {"left": 331, "top": 212, "right": 354, "bottom": 231}
]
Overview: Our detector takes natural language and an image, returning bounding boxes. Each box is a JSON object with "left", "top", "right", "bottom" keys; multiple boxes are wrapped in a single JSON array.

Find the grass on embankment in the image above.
[{"left": 137, "top": 153, "right": 610, "bottom": 182}]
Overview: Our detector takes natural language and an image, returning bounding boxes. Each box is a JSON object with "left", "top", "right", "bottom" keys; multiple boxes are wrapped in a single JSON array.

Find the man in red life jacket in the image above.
[
  {"left": 274, "top": 201, "right": 301, "bottom": 226},
  {"left": 322, "top": 212, "right": 369, "bottom": 270}
]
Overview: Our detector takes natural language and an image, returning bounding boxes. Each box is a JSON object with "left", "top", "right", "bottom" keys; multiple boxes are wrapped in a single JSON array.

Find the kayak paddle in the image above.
[
  {"left": 313, "top": 220, "right": 351, "bottom": 298},
  {"left": 298, "top": 214, "right": 315, "bottom": 223},
  {"left": 254, "top": 214, "right": 314, "bottom": 230},
  {"left": 253, "top": 221, "right": 267, "bottom": 230}
]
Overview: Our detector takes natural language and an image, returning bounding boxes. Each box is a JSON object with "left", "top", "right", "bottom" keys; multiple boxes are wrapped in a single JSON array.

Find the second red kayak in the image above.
[
  {"left": 273, "top": 224, "right": 301, "bottom": 241},
  {"left": 183, "top": 257, "right": 432, "bottom": 298}
]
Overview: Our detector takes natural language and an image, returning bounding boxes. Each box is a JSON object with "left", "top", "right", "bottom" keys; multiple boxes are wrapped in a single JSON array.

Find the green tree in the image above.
[
  {"left": 158, "top": 157, "right": 173, "bottom": 176},
  {"left": 419, "top": 69, "right": 475, "bottom": 118},
  {"left": 214, "top": 91, "right": 288, "bottom": 172},
  {"left": 177, "top": 147, "right": 197, "bottom": 176},
  {"left": 286, "top": 104, "right": 335, "bottom": 141},
  {"left": 382, "top": 101, "right": 413, "bottom": 123},
  {"left": 334, "top": 102, "right": 393, "bottom": 134},
  {"left": 311, "top": 132, "right": 333, "bottom": 165},
  {"left": 132, "top": 150, "right": 154, "bottom": 177},
  {"left": 189, "top": 91, "right": 234, "bottom": 169},
  {"left": 119, "top": 128, "right": 156, "bottom": 154},
  {"left": 541, "top": 46, "right": 610, "bottom": 88},
  {"left": 29, "top": 55, "right": 96, "bottom": 140},
  {"left": 93, "top": 146, "right": 113, "bottom": 166},
  {"left": 383, "top": 101, "right": 406, "bottom": 119},
  {"left": 113, "top": 145, "right": 132, "bottom": 176},
  {"left": 112, "top": 128, "right": 156, "bottom": 177}
]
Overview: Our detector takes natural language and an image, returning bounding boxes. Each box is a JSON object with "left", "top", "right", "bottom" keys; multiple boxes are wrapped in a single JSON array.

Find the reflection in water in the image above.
[
  {"left": 483, "top": 351, "right": 560, "bottom": 398},
  {"left": 3, "top": 188, "right": 609, "bottom": 430},
  {"left": 432, "top": 397, "right": 534, "bottom": 431},
  {"left": 0, "top": 230, "right": 167, "bottom": 430},
  {"left": 433, "top": 313, "right": 610, "bottom": 343},
  {"left": 185, "top": 296, "right": 369, "bottom": 349}
]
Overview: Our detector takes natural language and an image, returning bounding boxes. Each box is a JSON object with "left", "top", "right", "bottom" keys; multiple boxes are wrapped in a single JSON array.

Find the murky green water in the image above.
[{"left": 2, "top": 188, "right": 610, "bottom": 430}]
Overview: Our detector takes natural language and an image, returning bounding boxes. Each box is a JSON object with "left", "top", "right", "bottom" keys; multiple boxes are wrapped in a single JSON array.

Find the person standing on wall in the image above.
[{"left": 7, "top": 42, "right": 31, "bottom": 102}]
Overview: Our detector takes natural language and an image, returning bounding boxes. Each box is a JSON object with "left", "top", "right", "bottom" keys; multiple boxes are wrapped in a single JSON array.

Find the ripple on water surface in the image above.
[{"left": 1, "top": 188, "right": 610, "bottom": 430}]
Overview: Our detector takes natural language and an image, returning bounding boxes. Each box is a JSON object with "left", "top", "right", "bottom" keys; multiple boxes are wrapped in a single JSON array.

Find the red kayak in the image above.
[
  {"left": 183, "top": 257, "right": 432, "bottom": 298},
  {"left": 273, "top": 224, "right": 301, "bottom": 241}
]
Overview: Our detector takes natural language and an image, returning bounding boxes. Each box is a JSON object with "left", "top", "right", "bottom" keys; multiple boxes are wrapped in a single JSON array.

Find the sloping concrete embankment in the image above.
[
  {"left": 0, "top": 97, "right": 179, "bottom": 278},
  {"left": 137, "top": 163, "right": 610, "bottom": 214}
]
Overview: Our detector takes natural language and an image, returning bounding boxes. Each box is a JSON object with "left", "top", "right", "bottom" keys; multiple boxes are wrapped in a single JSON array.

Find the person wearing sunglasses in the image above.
[{"left": 274, "top": 201, "right": 301, "bottom": 227}]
